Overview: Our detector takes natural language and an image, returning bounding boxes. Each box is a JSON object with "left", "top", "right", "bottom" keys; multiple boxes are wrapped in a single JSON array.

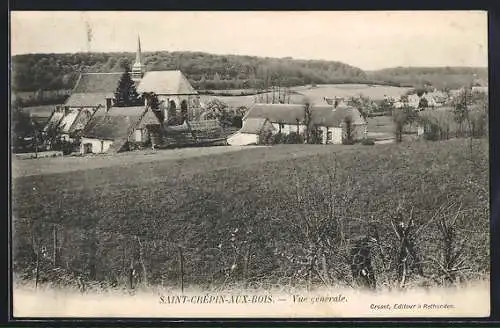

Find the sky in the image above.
[{"left": 10, "top": 11, "right": 488, "bottom": 70}]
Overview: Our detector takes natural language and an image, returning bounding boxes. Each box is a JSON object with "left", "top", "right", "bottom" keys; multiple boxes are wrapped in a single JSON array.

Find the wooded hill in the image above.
[
  {"left": 366, "top": 67, "right": 488, "bottom": 90},
  {"left": 12, "top": 51, "right": 487, "bottom": 93}
]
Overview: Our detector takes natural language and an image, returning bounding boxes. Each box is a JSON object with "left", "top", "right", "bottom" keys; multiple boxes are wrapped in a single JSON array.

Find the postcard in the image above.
[{"left": 10, "top": 10, "right": 489, "bottom": 318}]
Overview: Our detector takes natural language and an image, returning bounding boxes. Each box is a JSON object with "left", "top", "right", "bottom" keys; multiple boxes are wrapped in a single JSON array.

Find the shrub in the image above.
[
  {"left": 284, "top": 132, "right": 304, "bottom": 144},
  {"left": 361, "top": 138, "right": 375, "bottom": 146},
  {"left": 470, "top": 111, "right": 488, "bottom": 138},
  {"left": 423, "top": 121, "right": 442, "bottom": 141},
  {"left": 258, "top": 130, "right": 273, "bottom": 145}
]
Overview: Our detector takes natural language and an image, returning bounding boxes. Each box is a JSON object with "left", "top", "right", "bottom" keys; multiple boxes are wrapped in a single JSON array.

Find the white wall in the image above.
[
  {"left": 271, "top": 123, "right": 306, "bottom": 135},
  {"left": 227, "top": 133, "right": 258, "bottom": 146},
  {"left": 319, "top": 126, "right": 343, "bottom": 144},
  {"left": 80, "top": 138, "right": 114, "bottom": 154}
]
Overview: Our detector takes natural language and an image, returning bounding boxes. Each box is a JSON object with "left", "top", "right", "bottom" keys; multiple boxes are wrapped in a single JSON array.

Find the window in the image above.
[
  {"left": 327, "top": 131, "right": 333, "bottom": 141},
  {"left": 279, "top": 123, "right": 285, "bottom": 132}
]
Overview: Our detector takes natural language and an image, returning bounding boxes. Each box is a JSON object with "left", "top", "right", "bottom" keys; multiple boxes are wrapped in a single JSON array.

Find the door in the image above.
[
  {"left": 135, "top": 129, "right": 142, "bottom": 142},
  {"left": 84, "top": 143, "right": 92, "bottom": 154}
]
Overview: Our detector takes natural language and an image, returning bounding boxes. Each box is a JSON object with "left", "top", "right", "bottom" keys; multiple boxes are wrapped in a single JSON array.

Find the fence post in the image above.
[
  {"left": 129, "top": 259, "right": 135, "bottom": 290},
  {"left": 52, "top": 224, "right": 58, "bottom": 266},
  {"left": 35, "top": 246, "right": 40, "bottom": 290},
  {"left": 178, "top": 247, "right": 184, "bottom": 293}
]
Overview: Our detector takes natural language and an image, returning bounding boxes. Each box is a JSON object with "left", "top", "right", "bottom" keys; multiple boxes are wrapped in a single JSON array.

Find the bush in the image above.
[
  {"left": 271, "top": 133, "right": 284, "bottom": 145},
  {"left": 421, "top": 119, "right": 442, "bottom": 141},
  {"left": 470, "top": 111, "right": 488, "bottom": 138},
  {"left": 283, "top": 132, "right": 304, "bottom": 144},
  {"left": 258, "top": 130, "right": 273, "bottom": 145},
  {"left": 361, "top": 138, "right": 375, "bottom": 146}
]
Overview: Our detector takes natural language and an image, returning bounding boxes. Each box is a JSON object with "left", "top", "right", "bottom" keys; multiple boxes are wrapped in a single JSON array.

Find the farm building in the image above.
[
  {"left": 44, "top": 107, "right": 65, "bottom": 134},
  {"left": 46, "top": 72, "right": 124, "bottom": 141},
  {"left": 80, "top": 105, "right": 162, "bottom": 154},
  {"left": 227, "top": 118, "right": 275, "bottom": 146},
  {"left": 243, "top": 103, "right": 367, "bottom": 144}
]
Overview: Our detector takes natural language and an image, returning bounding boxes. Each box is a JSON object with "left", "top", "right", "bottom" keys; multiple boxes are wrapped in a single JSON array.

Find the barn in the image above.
[
  {"left": 80, "top": 105, "right": 162, "bottom": 154},
  {"left": 243, "top": 103, "right": 367, "bottom": 144}
]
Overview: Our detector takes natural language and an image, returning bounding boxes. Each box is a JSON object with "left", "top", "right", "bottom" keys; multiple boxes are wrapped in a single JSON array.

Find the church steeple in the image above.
[{"left": 132, "top": 35, "right": 144, "bottom": 81}]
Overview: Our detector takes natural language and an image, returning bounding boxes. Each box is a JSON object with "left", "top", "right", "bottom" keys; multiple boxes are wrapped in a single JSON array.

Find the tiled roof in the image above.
[
  {"left": 244, "top": 103, "right": 366, "bottom": 127},
  {"left": 137, "top": 70, "right": 198, "bottom": 95},
  {"left": 82, "top": 106, "right": 147, "bottom": 140}
]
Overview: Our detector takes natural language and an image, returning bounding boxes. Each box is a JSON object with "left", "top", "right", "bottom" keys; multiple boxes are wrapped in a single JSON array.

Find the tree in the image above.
[
  {"left": 348, "top": 95, "right": 371, "bottom": 119},
  {"left": 114, "top": 64, "right": 142, "bottom": 107},
  {"left": 392, "top": 105, "right": 418, "bottom": 143},
  {"left": 418, "top": 97, "right": 428, "bottom": 110},
  {"left": 11, "top": 106, "right": 36, "bottom": 153},
  {"left": 452, "top": 89, "right": 472, "bottom": 138},
  {"left": 379, "top": 97, "right": 394, "bottom": 114},
  {"left": 343, "top": 116, "right": 354, "bottom": 145},
  {"left": 302, "top": 100, "right": 313, "bottom": 143}
]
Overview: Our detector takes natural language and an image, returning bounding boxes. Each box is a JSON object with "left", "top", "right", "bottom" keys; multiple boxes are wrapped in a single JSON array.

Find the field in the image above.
[
  {"left": 293, "top": 84, "right": 413, "bottom": 103},
  {"left": 198, "top": 83, "right": 413, "bottom": 110},
  {"left": 12, "top": 138, "right": 489, "bottom": 293}
]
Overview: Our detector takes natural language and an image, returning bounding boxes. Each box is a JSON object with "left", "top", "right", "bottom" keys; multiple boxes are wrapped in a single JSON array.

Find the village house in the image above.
[
  {"left": 80, "top": 105, "right": 162, "bottom": 154},
  {"left": 237, "top": 102, "right": 367, "bottom": 145},
  {"left": 227, "top": 118, "right": 275, "bottom": 146},
  {"left": 60, "top": 72, "right": 123, "bottom": 141}
]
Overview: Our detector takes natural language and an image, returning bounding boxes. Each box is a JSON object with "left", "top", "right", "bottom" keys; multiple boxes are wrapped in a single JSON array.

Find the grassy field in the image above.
[
  {"left": 12, "top": 138, "right": 489, "bottom": 292},
  {"left": 294, "top": 84, "right": 412, "bottom": 103},
  {"left": 199, "top": 83, "right": 413, "bottom": 109}
]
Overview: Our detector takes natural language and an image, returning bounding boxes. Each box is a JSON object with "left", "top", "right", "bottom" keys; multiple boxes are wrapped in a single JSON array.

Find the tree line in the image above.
[
  {"left": 13, "top": 52, "right": 485, "bottom": 94},
  {"left": 366, "top": 67, "right": 488, "bottom": 91}
]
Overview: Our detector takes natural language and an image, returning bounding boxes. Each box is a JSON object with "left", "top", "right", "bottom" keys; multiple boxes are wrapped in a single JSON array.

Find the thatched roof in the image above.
[
  {"left": 137, "top": 70, "right": 197, "bottom": 95},
  {"left": 244, "top": 103, "right": 366, "bottom": 127},
  {"left": 239, "top": 118, "right": 274, "bottom": 134}
]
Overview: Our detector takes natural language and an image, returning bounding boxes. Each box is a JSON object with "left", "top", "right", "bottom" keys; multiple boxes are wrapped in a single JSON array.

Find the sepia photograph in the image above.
[{"left": 10, "top": 10, "right": 490, "bottom": 318}]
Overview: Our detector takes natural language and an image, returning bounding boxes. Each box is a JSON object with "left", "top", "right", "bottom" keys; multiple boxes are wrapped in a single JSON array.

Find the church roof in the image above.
[
  {"left": 65, "top": 73, "right": 123, "bottom": 107},
  {"left": 137, "top": 70, "right": 198, "bottom": 95},
  {"left": 71, "top": 73, "right": 122, "bottom": 94}
]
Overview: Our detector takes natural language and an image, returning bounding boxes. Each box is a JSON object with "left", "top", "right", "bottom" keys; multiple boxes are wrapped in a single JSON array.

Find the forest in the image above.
[{"left": 12, "top": 51, "right": 487, "bottom": 95}]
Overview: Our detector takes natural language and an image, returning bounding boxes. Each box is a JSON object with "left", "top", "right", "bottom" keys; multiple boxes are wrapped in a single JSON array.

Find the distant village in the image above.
[{"left": 12, "top": 36, "right": 488, "bottom": 158}]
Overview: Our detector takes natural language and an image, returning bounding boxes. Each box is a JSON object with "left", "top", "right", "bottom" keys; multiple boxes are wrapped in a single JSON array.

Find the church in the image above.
[{"left": 44, "top": 36, "right": 221, "bottom": 155}]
